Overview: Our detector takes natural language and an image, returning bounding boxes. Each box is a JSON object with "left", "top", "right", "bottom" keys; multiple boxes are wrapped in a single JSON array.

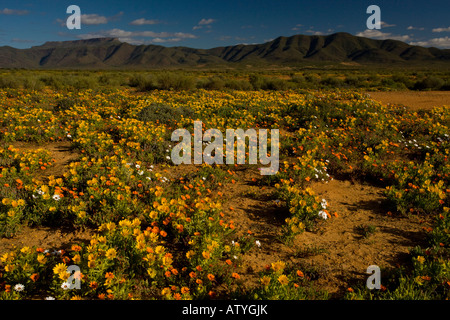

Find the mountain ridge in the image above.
[{"left": 1, "top": 32, "right": 449, "bottom": 69}]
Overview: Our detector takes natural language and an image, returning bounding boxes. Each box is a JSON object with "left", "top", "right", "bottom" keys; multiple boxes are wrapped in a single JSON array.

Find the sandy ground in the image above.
[{"left": 366, "top": 91, "right": 450, "bottom": 110}]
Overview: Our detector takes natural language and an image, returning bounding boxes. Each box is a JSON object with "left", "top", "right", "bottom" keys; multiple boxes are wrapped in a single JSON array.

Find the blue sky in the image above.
[{"left": 1, "top": 0, "right": 450, "bottom": 49}]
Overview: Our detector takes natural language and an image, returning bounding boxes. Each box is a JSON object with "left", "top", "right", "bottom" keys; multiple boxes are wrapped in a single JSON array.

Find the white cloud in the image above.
[
  {"left": 407, "top": 26, "right": 425, "bottom": 31},
  {"left": 130, "top": 18, "right": 161, "bottom": 25},
  {"left": 198, "top": 18, "right": 216, "bottom": 25},
  {"left": 380, "top": 21, "right": 396, "bottom": 28},
  {"left": 76, "top": 28, "right": 196, "bottom": 44},
  {"left": 193, "top": 18, "right": 216, "bottom": 30},
  {"left": 0, "top": 8, "right": 29, "bottom": 15},
  {"left": 409, "top": 36, "right": 450, "bottom": 48},
  {"left": 432, "top": 26, "right": 450, "bottom": 33},
  {"left": 81, "top": 14, "right": 108, "bottom": 25},
  {"left": 305, "top": 30, "right": 325, "bottom": 35},
  {"left": 56, "top": 12, "right": 122, "bottom": 26},
  {"left": 356, "top": 29, "right": 410, "bottom": 41}
]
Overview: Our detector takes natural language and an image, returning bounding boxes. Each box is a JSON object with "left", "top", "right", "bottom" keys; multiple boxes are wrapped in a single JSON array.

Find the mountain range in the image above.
[{"left": 1, "top": 32, "right": 449, "bottom": 69}]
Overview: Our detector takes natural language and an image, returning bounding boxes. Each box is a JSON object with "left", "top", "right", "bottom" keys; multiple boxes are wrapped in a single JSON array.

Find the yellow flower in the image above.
[
  {"left": 186, "top": 250, "right": 195, "bottom": 259},
  {"left": 20, "top": 247, "right": 31, "bottom": 254},
  {"left": 416, "top": 256, "right": 425, "bottom": 264},
  {"left": 105, "top": 248, "right": 117, "bottom": 260},
  {"left": 271, "top": 260, "right": 286, "bottom": 273},
  {"left": 37, "top": 254, "right": 47, "bottom": 264},
  {"left": 277, "top": 274, "right": 289, "bottom": 286},
  {"left": 147, "top": 268, "right": 157, "bottom": 278},
  {"left": 72, "top": 254, "right": 81, "bottom": 264},
  {"left": 155, "top": 246, "right": 165, "bottom": 255},
  {"left": 202, "top": 251, "right": 210, "bottom": 259},
  {"left": 260, "top": 276, "right": 271, "bottom": 287},
  {"left": 4, "top": 264, "right": 14, "bottom": 272},
  {"left": 53, "top": 263, "right": 67, "bottom": 275}
]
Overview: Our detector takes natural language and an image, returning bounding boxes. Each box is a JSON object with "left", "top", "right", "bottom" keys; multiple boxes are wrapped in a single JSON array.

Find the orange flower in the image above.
[
  {"left": 71, "top": 245, "right": 82, "bottom": 252},
  {"left": 165, "top": 270, "right": 172, "bottom": 278},
  {"left": 160, "top": 230, "right": 167, "bottom": 237},
  {"left": 181, "top": 287, "right": 190, "bottom": 294},
  {"left": 207, "top": 274, "right": 215, "bottom": 281},
  {"left": 173, "top": 293, "right": 182, "bottom": 300},
  {"left": 347, "top": 287, "right": 354, "bottom": 292},
  {"left": 105, "top": 272, "right": 114, "bottom": 279},
  {"left": 225, "top": 259, "right": 232, "bottom": 265},
  {"left": 98, "top": 293, "right": 106, "bottom": 300},
  {"left": 296, "top": 270, "right": 304, "bottom": 278},
  {"left": 189, "top": 271, "right": 197, "bottom": 279},
  {"left": 30, "top": 273, "right": 39, "bottom": 282},
  {"left": 232, "top": 272, "right": 240, "bottom": 279},
  {"left": 89, "top": 281, "right": 98, "bottom": 289}
]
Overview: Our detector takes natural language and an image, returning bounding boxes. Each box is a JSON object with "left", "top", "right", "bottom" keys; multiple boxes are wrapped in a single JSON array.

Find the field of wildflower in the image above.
[{"left": 0, "top": 83, "right": 448, "bottom": 300}]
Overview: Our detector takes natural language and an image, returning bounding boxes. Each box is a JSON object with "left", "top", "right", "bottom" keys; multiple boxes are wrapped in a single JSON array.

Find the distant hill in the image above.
[{"left": 1, "top": 33, "right": 449, "bottom": 69}]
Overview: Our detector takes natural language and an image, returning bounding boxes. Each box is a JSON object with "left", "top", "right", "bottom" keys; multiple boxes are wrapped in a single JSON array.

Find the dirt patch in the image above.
[
  {"left": 297, "top": 179, "right": 430, "bottom": 296},
  {"left": 220, "top": 168, "right": 430, "bottom": 298},
  {"left": 0, "top": 225, "right": 93, "bottom": 255},
  {"left": 366, "top": 91, "right": 450, "bottom": 111},
  {"left": 12, "top": 141, "right": 80, "bottom": 180},
  {"left": 0, "top": 141, "right": 88, "bottom": 255}
]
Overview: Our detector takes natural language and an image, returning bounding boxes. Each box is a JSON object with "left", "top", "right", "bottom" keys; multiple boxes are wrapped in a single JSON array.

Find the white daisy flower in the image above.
[
  {"left": 14, "top": 283, "right": 25, "bottom": 292},
  {"left": 318, "top": 210, "right": 328, "bottom": 220},
  {"left": 52, "top": 194, "right": 61, "bottom": 201},
  {"left": 45, "top": 296, "right": 56, "bottom": 300},
  {"left": 255, "top": 240, "right": 261, "bottom": 248},
  {"left": 61, "top": 282, "right": 71, "bottom": 290}
]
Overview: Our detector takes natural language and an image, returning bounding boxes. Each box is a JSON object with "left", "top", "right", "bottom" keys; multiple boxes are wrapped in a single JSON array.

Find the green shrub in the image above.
[
  {"left": 413, "top": 76, "right": 444, "bottom": 90},
  {"left": 136, "top": 103, "right": 194, "bottom": 126},
  {"left": 198, "top": 76, "right": 225, "bottom": 90},
  {"left": 224, "top": 79, "right": 253, "bottom": 90},
  {"left": 156, "top": 72, "right": 196, "bottom": 91}
]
